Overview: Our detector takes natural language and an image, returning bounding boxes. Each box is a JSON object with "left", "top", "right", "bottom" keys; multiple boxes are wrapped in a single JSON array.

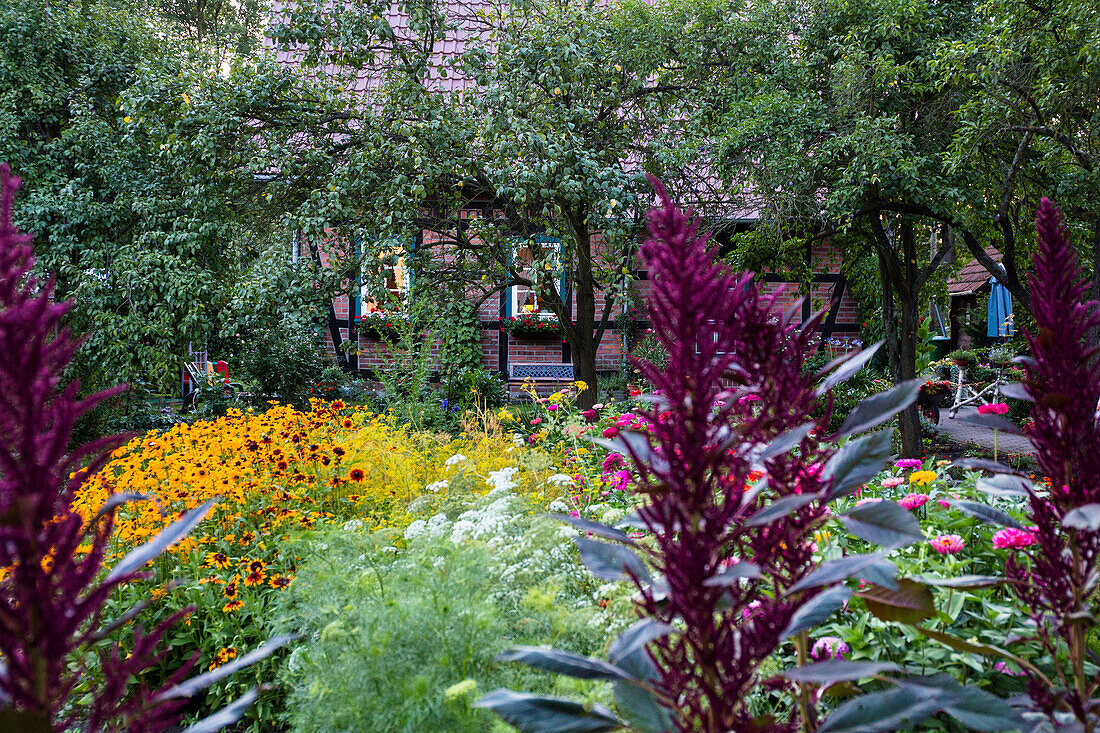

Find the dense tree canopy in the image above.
[
  {"left": 264, "top": 0, "right": 708, "bottom": 406},
  {"left": 0, "top": 0, "right": 336, "bottom": 403}
]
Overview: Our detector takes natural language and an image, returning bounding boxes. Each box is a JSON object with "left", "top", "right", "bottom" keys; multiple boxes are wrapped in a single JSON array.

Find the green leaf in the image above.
[
  {"left": 949, "top": 500, "right": 1026, "bottom": 530},
  {"left": 833, "top": 380, "right": 921, "bottom": 440},
  {"left": 782, "top": 585, "right": 853, "bottom": 639},
  {"left": 496, "top": 647, "right": 633, "bottom": 681},
  {"left": 839, "top": 500, "right": 923, "bottom": 548},
  {"left": 824, "top": 431, "right": 893, "bottom": 500},
  {"left": 856, "top": 579, "right": 935, "bottom": 624},
  {"left": 575, "top": 537, "right": 650, "bottom": 584},
  {"left": 474, "top": 689, "right": 623, "bottom": 733},
  {"left": 780, "top": 660, "right": 901, "bottom": 685},
  {"left": 786, "top": 553, "right": 898, "bottom": 594}
]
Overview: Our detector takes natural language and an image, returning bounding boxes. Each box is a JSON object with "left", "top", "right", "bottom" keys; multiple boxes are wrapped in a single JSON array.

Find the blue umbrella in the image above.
[{"left": 987, "top": 277, "right": 1014, "bottom": 338}]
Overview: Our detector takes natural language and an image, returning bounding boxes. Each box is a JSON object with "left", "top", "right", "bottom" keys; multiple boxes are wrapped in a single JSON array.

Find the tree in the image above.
[
  {"left": 945, "top": 0, "right": 1100, "bottom": 303},
  {"left": 0, "top": 0, "right": 324, "bottom": 405},
  {"left": 156, "top": 0, "right": 267, "bottom": 61},
  {"left": 678, "top": 0, "right": 1014, "bottom": 455},
  {"left": 266, "top": 0, "right": 703, "bottom": 407}
]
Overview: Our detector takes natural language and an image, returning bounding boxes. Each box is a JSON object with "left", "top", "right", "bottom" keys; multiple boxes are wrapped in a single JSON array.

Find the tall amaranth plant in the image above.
[
  {"left": 0, "top": 164, "right": 293, "bottom": 731},
  {"left": 474, "top": 178, "right": 994, "bottom": 732},
  {"left": 1007, "top": 198, "right": 1100, "bottom": 728}
]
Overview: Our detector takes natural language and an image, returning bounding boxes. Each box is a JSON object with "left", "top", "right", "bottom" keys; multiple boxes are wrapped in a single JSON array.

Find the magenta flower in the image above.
[
  {"left": 895, "top": 458, "right": 923, "bottom": 470},
  {"left": 992, "top": 527, "right": 1037, "bottom": 550},
  {"left": 899, "top": 493, "right": 929, "bottom": 510},
  {"left": 994, "top": 661, "right": 1027, "bottom": 677},
  {"left": 854, "top": 497, "right": 883, "bottom": 506},
  {"left": 581, "top": 409, "right": 599, "bottom": 423},
  {"left": 530, "top": 417, "right": 543, "bottom": 426},
  {"left": 977, "top": 402, "right": 1010, "bottom": 415},
  {"left": 602, "top": 452, "right": 626, "bottom": 472},
  {"left": 930, "top": 534, "right": 966, "bottom": 554},
  {"left": 602, "top": 426, "right": 618, "bottom": 439},
  {"left": 811, "top": 636, "right": 850, "bottom": 660},
  {"left": 547, "top": 404, "right": 559, "bottom": 412}
]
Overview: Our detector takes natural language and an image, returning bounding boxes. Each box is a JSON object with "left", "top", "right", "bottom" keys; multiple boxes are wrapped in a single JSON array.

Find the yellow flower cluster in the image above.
[{"left": 74, "top": 401, "right": 561, "bottom": 632}]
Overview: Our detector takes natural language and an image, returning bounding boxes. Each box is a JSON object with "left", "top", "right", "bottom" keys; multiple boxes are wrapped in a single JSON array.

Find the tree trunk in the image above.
[
  {"left": 873, "top": 215, "right": 922, "bottom": 458},
  {"left": 566, "top": 209, "right": 600, "bottom": 410},
  {"left": 896, "top": 219, "right": 923, "bottom": 458},
  {"left": 896, "top": 295, "right": 922, "bottom": 458}
]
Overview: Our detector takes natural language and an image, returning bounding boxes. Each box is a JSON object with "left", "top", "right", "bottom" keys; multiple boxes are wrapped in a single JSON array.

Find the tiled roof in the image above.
[
  {"left": 269, "top": 0, "right": 495, "bottom": 95},
  {"left": 266, "top": 0, "right": 759, "bottom": 219},
  {"left": 947, "top": 246, "right": 1001, "bottom": 296}
]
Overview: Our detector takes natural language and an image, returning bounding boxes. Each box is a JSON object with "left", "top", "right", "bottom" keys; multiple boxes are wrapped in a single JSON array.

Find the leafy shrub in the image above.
[
  {"left": 74, "top": 401, "right": 570, "bottom": 727},
  {"left": 442, "top": 367, "right": 508, "bottom": 412},
  {"left": 212, "top": 320, "right": 329, "bottom": 410},
  {"left": 270, "top": 491, "right": 630, "bottom": 732}
]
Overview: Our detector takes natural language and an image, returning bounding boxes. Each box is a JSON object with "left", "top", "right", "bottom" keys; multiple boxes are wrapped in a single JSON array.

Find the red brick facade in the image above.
[{"left": 312, "top": 231, "right": 862, "bottom": 392}]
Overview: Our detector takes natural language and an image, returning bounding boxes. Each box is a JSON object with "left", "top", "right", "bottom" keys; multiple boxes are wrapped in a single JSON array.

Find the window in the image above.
[
  {"left": 509, "top": 237, "right": 564, "bottom": 316},
  {"left": 360, "top": 238, "right": 410, "bottom": 313}
]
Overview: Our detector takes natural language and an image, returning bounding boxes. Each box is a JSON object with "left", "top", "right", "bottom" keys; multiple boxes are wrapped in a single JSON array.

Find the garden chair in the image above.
[{"left": 182, "top": 358, "right": 245, "bottom": 409}]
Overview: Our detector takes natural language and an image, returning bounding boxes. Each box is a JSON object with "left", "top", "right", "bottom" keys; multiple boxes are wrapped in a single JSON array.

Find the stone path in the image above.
[{"left": 936, "top": 406, "right": 1035, "bottom": 457}]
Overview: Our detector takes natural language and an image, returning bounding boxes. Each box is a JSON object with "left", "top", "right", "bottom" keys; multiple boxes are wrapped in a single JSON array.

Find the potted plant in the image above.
[
  {"left": 945, "top": 349, "right": 976, "bottom": 368},
  {"left": 504, "top": 312, "right": 563, "bottom": 338}
]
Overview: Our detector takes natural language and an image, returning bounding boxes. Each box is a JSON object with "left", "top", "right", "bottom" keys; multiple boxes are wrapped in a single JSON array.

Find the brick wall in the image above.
[{"left": 315, "top": 231, "right": 864, "bottom": 386}]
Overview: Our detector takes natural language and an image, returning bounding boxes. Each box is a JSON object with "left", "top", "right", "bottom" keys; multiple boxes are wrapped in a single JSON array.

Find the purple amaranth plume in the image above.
[
  {"left": 477, "top": 177, "right": 936, "bottom": 733},
  {"left": 0, "top": 162, "right": 193, "bottom": 729},
  {"left": 0, "top": 164, "right": 296, "bottom": 730},
  {"left": 1006, "top": 198, "right": 1100, "bottom": 726},
  {"left": 625, "top": 176, "right": 839, "bottom": 731}
]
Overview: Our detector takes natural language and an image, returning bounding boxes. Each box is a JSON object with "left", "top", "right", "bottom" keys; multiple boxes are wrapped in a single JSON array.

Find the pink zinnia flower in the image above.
[
  {"left": 602, "top": 452, "right": 626, "bottom": 472},
  {"left": 994, "top": 661, "right": 1026, "bottom": 677},
  {"left": 895, "top": 458, "right": 923, "bottom": 470},
  {"left": 602, "top": 426, "right": 618, "bottom": 439},
  {"left": 977, "top": 402, "right": 1010, "bottom": 415},
  {"left": 811, "top": 636, "right": 850, "bottom": 660},
  {"left": 992, "top": 527, "right": 1037, "bottom": 550},
  {"left": 881, "top": 477, "right": 905, "bottom": 489},
  {"left": 930, "top": 534, "right": 966, "bottom": 554},
  {"left": 547, "top": 404, "right": 559, "bottom": 411},
  {"left": 854, "top": 497, "right": 883, "bottom": 506},
  {"left": 899, "top": 493, "right": 929, "bottom": 510},
  {"left": 581, "top": 409, "right": 598, "bottom": 423},
  {"left": 530, "top": 417, "right": 542, "bottom": 426}
]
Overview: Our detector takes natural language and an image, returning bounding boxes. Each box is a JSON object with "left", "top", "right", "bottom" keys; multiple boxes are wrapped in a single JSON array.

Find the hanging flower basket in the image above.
[
  {"left": 355, "top": 312, "right": 404, "bottom": 340},
  {"left": 504, "top": 313, "right": 563, "bottom": 338},
  {"left": 918, "top": 380, "right": 953, "bottom": 407}
]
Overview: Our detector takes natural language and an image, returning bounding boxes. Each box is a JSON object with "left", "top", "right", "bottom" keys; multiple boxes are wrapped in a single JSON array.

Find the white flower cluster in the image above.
[
  {"left": 545, "top": 473, "right": 573, "bottom": 487},
  {"left": 444, "top": 453, "right": 467, "bottom": 468},
  {"left": 424, "top": 479, "right": 449, "bottom": 493},
  {"left": 486, "top": 466, "right": 519, "bottom": 493}
]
